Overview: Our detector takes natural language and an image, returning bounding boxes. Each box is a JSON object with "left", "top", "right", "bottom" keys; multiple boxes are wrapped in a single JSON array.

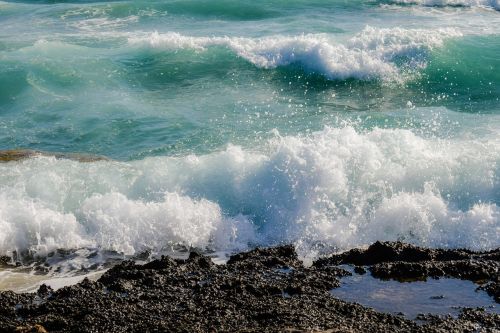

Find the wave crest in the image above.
[
  {"left": 0, "top": 123, "right": 498, "bottom": 261},
  {"left": 128, "top": 26, "right": 462, "bottom": 82}
]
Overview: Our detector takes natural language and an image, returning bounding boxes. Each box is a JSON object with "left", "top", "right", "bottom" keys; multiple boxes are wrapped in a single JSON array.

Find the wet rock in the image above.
[
  {"left": 14, "top": 324, "right": 48, "bottom": 333},
  {"left": 459, "top": 308, "right": 500, "bottom": 329},
  {"left": 141, "top": 255, "right": 177, "bottom": 270},
  {"left": 315, "top": 241, "right": 498, "bottom": 285},
  {"left": 0, "top": 150, "right": 38, "bottom": 163},
  {"left": 0, "top": 256, "right": 11, "bottom": 268},
  {"left": 315, "top": 241, "right": 434, "bottom": 267},
  {"left": 480, "top": 281, "right": 500, "bottom": 303},
  {"left": 0, "top": 243, "right": 498, "bottom": 332},
  {"left": 227, "top": 245, "right": 300, "bottom": 268},
  {"left": 0, "top": 149, "right": 108, "bottom": 163},
  {"left": 429, "top": 295, "right": 444, "bottom": 300},
  {"left": 354, "top": 266, "right": 366, "bottom": 275},
  {"left": 36, "top": 285, "right": 52, "bottom": 298},
  {"left": 369, "top": 258, "right": 499, "bottom": 283}
]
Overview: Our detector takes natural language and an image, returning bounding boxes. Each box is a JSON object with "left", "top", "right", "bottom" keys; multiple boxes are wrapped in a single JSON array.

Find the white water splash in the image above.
[
  {"left": 128, "top": 26, "right": 462, "bottom": 82},
  {"left": 0, "top": 120, "right": 498, "bottom": 262}
]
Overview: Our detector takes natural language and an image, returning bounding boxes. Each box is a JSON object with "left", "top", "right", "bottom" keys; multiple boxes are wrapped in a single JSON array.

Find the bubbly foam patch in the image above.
[
  {"left": 80, "top": 192, "right": 255, "bottom": 255},
  {"left": 0, "top": 196, "right": 91, "bottom": 258},
  {"left": 128, "top": 26, "right": 462, "bottom": 82},
  {"left": 0, "top": 123, "right": 499, "bottom": 262}
]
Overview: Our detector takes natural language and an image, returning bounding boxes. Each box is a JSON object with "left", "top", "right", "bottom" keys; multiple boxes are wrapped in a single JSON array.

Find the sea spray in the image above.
[
  {"left": 0, "top": 0, "right": 499, "bottom": 272},
  {"left": 128, "top": 26, "right": 463, "bottom": 82},
  {"left": 0, "top": 124, "right": 498, "bottom": 261}
]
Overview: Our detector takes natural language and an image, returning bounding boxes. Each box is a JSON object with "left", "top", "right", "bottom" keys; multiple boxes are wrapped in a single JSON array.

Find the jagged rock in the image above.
[{"left": 0, "top": 243, "right": 498, "bottom": 333}]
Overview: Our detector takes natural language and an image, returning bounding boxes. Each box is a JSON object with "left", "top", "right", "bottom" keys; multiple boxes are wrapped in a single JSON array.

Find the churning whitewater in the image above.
[
  {"left": 128, "top": 26, "right": 463, "bottom": 82},
  {"left": 1, "top": 123, "right": 499, "bottom": 261},
  {"left": 0, "top": 0, "right": 499, "bottom": 267}
]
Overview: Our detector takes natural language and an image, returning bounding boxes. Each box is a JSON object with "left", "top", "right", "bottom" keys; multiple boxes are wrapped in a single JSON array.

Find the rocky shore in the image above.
[{"left": 0, "top": 241, "right": 498, "bottom": 333}]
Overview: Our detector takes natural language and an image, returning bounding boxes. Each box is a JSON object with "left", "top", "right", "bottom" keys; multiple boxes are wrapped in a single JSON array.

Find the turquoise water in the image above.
[{"left": 0, "top": 1, "right": 499, "bottom": 265}]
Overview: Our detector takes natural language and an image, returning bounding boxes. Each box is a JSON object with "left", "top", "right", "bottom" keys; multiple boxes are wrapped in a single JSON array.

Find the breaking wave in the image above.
[
  {"left": 128, "top": 26, "right": 462, "bottom": 82},
  {"left": 1, "top": 123, "right": 499, "bottom": 262},
  {"left": 384, "top": 0, "right": 500, "bottom": 10}
]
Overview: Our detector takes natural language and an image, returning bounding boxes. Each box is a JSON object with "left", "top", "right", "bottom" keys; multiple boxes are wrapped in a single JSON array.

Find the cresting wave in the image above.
[
  {"left": 128, "top": 26, "right": 463, "bottom": 82},
  {"left": 385, "top": 0, "right": 500, "bottom": 10},
  {"left": 0, "top": 124, "right": 499, "bottom": 262}
]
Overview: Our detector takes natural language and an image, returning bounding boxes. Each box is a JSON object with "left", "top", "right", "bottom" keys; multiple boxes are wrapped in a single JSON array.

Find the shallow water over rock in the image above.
[{"left": 331, "top": 267, "right": 499, "bottom": 320}]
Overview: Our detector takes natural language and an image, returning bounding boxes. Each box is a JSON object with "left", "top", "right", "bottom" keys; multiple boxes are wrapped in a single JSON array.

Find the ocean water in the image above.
[{"left": 0, "top": 0, "right": 499, "bottom": 274}]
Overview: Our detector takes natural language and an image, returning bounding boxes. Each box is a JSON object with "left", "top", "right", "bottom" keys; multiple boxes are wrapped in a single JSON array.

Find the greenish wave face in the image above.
[
  {"left": 1, "top": 27, "right": 498, "bottom": 158},
  {"left": 419, "top": 36, "right": 500, "bottom": 112},
  {"left": 0, "top": 0, "right": 499, "bottom": 263}
]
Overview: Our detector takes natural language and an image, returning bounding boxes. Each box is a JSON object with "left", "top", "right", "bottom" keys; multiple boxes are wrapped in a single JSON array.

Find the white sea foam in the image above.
[
  {"left": 128, "top": 26, "right": 462, "bottom": 81},
  {"left": 71, "top": 16, "right": 140, "bottom": 32},
  {"left": 387, "top": 0, "right": 500, "bottom": 10},
  {"left": 0, "top": 195, "right": 91, "bottom": 258},
  {"left": 0, "top": 122, "right": 499, "bottom": 263},
  {"left": 80, "top": 192, "right": 255, "bottom": 255},
  {"left": 0, "top": 269, "right": 106, "bottom": 293}
]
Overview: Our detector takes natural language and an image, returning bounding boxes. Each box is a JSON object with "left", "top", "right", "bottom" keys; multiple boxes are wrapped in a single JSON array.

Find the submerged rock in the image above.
[
  {"left": 0, "top": 257, "right": 11, "bottom": 268},
  {"left": 0, "top": 243, "right": 498, "bottom": 332},
  {"left": 0, "top": 149, "right": 108, "bottom": 163}
]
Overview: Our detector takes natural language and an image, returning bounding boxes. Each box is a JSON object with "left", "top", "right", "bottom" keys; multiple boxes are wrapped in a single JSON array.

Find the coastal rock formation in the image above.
[
  {"left": 0, "top": 150, "right": 108, "bottom": 163},
  {"left": 315, "top": 241, "right": 500, "bottom": 302},
  {"left": 0, "top": 242, "right": 499, "bottom": 332}
]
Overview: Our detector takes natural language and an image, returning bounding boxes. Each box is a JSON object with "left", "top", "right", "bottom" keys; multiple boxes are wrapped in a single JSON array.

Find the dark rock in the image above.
[
  {"left": 429, "top": 295, "right": 444, "bottom": 300},
  {"left": 0, "top": 149, "right": 109, "bottom": 163},
  {"left": 314, "top": 241, "right": 433, "bottom": 267},
  {"left": 0, "top": 243, "right": 498, "bottom": 332},
  {"left": 13, "top": 324, "right": 48, "bottom": 333},
  {"left": 479, "top": 282, "right": 500, "bottom": 303},
  {"left": 354, "top": 266, "right": 366, "bottom": 275},
  {"left": 227, "top": 245, "right": 300, "bottom": 268},
  {"left": 36, "top": 285, "right": 52, "bottom": 298},
  {"left": 0, "top": 256, "right": 10, "bottom": 267},
  {"left": 369, "top": 258, "right": 499, "bottom": 282},
  {"left": 142, "top": 255, "right": 177, "bottom": 270}
]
